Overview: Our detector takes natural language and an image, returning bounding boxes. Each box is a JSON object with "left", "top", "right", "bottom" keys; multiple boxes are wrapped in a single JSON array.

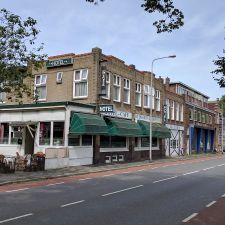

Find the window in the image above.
[
  {"left": 144, "top": 85, "right": 150, "bottom": 108},
  {"left": 189, "top": 109, "right": 193, "bottom": 120},
  {"left": 68, "top": 135, "right": 92, "bottom": 146},
  {"left": 209, "top": 115, "right": 212, "bottom": 124},
  {"left": 113, "top": 75, "right": 121, "bottom": 102},
  {"left": 0, "top": 84, "right": 6, "bottom": 103},
  {"left": 53, "top": 122, "right": 64, "bottom": 146},
  {"left": 100, "top": 136, "right": 126, "bottom": 148},
  {"left": 35, "top": 74, "right": 47, "bottom": 101},
  {"left": 176, "top": 103, "right": 180, "bottom": 121},
  {"left": 180, "top": 104, "right": 184, "bottom": 122},
  {"left": 202, "top": 113, "right": 205, "bottom": 123},
  {"left": 11, "top": 126, "right": 22, "bottom": 144},
  {"left": 102, "top": 71, "right": 110, "bottom": 99},
  {"left": 73, "top": 69, "right": 88, "bottom": 98},
  {"left": 155, "top": 90, "right": 160, "bottom": 111},
  {"left": 198, "top": 111, "right": 201, "bottom": 122},
  {"left": 56, "top": 72, "right": 63, "bottom": 83},
  {"left": 135, "top": 137, "right": 158, "bottom": 148},
  {"left": 135, "top": 83, "right": 141, "bottom": 107},
  {"left": 123, "top": 79, "right": 130, "bottom": 104},
  {"left": 0, "top": 123, "right": 9, "bottom": 144},
  {"left": 194, "top": 110, "right": 198, "bottom": 121},
  {"left": 39, "top": 122, "right": 51, "bottom": 145},
  {"left": 166, "top": 99, "right": 170, "bottom": 120},
  {"left": 171, "top": 100, "right": 175, "bottom": 120}
]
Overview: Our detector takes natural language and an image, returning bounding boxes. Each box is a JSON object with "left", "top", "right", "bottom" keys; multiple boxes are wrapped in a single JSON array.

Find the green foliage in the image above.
[
  {"left": 0, "top": 8, "right": 46, "bottom": 102},
  {"left": 86, "top": 0, "right": 184, "bottom": 33},
  {"left": 212, "top": 56, "right": 225, "bottom": 88},
  {"left": 219, "top": 95, "right": 225, "bottom": 116}
]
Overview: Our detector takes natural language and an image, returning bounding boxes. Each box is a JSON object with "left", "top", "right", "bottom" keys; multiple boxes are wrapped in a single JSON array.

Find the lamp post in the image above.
[{"left": 149, "top": 55, "right": 176, "bottom": 161}]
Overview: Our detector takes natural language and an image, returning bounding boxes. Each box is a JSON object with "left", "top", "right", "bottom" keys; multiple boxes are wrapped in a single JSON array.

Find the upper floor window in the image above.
[
  {"left": 198, "top": 111, "right": 201, "bottom": 122},
  {"left": 171, "top": 100, "right": 175, "bottom": 120},
  {"left": 123, "top": 78, "right": 130, "bottom": 104},
  {"left": 73, "top": 69, "right": 88, "bottom": 98},
  {"left": 56, "top": 72, "right": 63, "bottom": 84},
  {"left": 176, "top": 103, "right": 180, "bottom": 121},
  {"left": 102, "top": 71, "right": 110, "bottom": 99},
  {"left": 202, "top": 113, "right": 206, "bottom": 123},
  {"left": 144, "top": 85, "right": 150, "bottom": 108},
  {"left": 155, "top": 90, "right": 160, "bottom": 111},
  {"left": 180, "top": 104, "right": 184, "bottom": 122},
  {"left": 113, "top": 75, "right": 121, "bottom": 102},
  {"left": 166, "top": 99, "right": 170, "bottom": 120},
  {"left": 189, "top": 109, "right": 193, "bottom": 120},
  {"left": 135, "top": 83, "right": 141, "bottom": 107},
  {"left": 35, "top": 74, "right": 47, "bottom": 101}
]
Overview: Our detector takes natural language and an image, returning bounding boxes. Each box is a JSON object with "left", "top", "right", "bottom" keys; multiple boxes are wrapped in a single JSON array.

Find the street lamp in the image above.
[{"left": 149, "top": 55, "right": 176, "bottom": 161}]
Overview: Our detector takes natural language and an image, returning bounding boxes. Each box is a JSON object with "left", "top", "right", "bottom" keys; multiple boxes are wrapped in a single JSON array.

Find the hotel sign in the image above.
[
  {"left": 99, "top": 105, "right": 114, "bottom": 113},
  {"left": 46, "top": 58, "right": 73, "bottom": 68}
]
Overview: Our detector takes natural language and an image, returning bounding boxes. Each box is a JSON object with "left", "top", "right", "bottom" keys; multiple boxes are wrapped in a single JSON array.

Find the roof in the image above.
[
  {"left": 0, "top": 101, "right": 95, "bottom": 110},
  {"left": 170, "top": 82, "right": 209, "bottom": 98}
]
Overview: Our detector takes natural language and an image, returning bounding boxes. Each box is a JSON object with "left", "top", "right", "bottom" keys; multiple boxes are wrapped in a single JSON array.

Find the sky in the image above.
[{"left": 1, "top": 0, "right": 225, "bottom": 100}]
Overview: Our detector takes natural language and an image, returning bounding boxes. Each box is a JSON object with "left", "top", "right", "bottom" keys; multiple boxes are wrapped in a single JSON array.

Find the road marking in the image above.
[
  {"left": 150, "top": 167, "right": 159, "bottom": 170},
  {"left": 121, "top": 171, "right": 130, "bottom": 174},
  {"left": 217, "top": 164, "right": 225, "bottom": 167},
  {"left": 102, "top": 185, "right": 144, "bottom": 197},
  {"left": 0, "top": 213, "right": 33, "bottom": 224},
  {"left": 222, "top": 194, "right": 225, "bottom": 197},
  {"left": 103, "top": 174, "right": 115, "bottom": 177},
  {"left": 183, "top": 170, "right": 199, "bottom": 176},
  {"left": 153, "top": 176, "right": 178, "bottom": 184},
  {"left": 206, "top": 201, "right": 216, "bottom": 207},
  {"left": 162, "top": 165, "right": 169, "bottom": 168},
  {"left": 79, "top": 178, "right": 92, "bottom": 181},
  {"left": 137, "top": 169, "right": 146, "bottom": 172},
  {"left": 203, "top": 167, "right": 214, "bottom": 171},
  {"left": 6, "top": 188, "right": 29, "bottom": 193},
  {"left": 61, "top": 200, "right": 85, "bottom": 208},
  {"left": 182, "top": 213, "right": 198, "bottom": 223},
  {"left": 46, "top": 182, "right": 65, "bottom": 186}
]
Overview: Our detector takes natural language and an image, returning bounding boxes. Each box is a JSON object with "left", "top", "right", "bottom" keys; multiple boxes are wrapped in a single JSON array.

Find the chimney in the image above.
[
  {"left": 129, "top": 64, "right": 136, "bottom": 69},
  {"left": 165, "top": 77, "right": 170, "bottom": 90}
]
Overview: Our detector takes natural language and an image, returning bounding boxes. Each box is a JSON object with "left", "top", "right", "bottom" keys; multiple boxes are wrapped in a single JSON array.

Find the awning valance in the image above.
[
  {"left": 69, "top": 112, "right": 108, "bottom": 136},
  {"left": 105, "top": 117, "right": 143, "bottom": 137},
  {"left": 138, "top": 121, "right": 171, "bottom": 138}
]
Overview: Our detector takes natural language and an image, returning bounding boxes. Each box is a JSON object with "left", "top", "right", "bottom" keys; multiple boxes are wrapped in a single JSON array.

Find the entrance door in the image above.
[{"left": 25, "top": 125, "right": 36, "bottom": 155}]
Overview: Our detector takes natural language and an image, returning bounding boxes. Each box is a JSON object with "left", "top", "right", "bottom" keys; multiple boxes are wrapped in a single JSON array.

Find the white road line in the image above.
[
  {"left": 137, "top": 169, "right": 146, "bottom": 172},
  {"left": 103, "top": 174, "right": 115, "bottom": 177},
  {"left": 61, "top": 200, "right": 85, "bottom": 208},
  {"left": 162, "top": 165, "right": 169, "bottom": 168},
  {"left": 150, "top": 167, "right": 159, "bottom": 170},
  {"left": 217, "top": 164, "right": 225, "bottom": 167},
  {"left": 222, "top": 194, "right": 225, "bottom": 197},
  {"left": 183, "top": 170, "right": 199, "bottom": 176},
  {"left": 102, "top": 185, "right": 144, "bottom": 197},
  {"left": 153, "top": 176, "right": 178, "bottom": 184},
  {"left": 6, "top": 188, "right": 29, "bottom": 193},
  {"left": 46, "top": 182, "right": 65, "bottom": 186},
  {"left": 206, "top": 201, "right": 217, "bottom": 207},
  {"left": 203, "top": 167, "right": 214, "bottom": 171},
  {"left": 79, "top": 178, "right": 92, "bottom": 181},
  {"left": 182, "top": 213, "right": 198, "bottom": 223},
  {"left": 0, "top": 213, "right": 33, "bottom": 224},
  {"left": 121, "top": 171, "right": 130, "bottom": 174}
]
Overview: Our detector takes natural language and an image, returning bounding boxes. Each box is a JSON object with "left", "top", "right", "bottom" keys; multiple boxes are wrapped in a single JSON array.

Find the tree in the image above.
[
  {"left": 212, "top": 56, "right": 225, "bottom": 88},
  {"left": 0, "top": 8, "right": 46, "bottom": 102},
  {"left": 219, "top": 95, "right": 225, "bottom": 116},
  {"left": 86, "top": 0, "right": 184, "bottom": 33}
]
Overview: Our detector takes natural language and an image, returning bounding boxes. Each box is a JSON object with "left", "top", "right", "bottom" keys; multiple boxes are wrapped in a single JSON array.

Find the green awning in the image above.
[
  {"left": 105, "top": 117, "right": 143, "bottom": 137},
  {"left": 69, "top": 112, "right": 108, "bottom": 135},
  {"left": 138, "top": 121, "right": 171, "bottom": 138}
]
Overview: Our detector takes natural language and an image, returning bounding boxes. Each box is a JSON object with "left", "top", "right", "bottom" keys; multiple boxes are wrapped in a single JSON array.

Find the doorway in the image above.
[{"left": 25, "top": 125, "right": 36, "bottom": 155}]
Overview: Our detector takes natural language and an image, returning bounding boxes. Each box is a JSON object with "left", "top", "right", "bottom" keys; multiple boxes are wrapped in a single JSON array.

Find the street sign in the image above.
[{"left": 99, "top": 105, "right": 114, "bottom": 113}]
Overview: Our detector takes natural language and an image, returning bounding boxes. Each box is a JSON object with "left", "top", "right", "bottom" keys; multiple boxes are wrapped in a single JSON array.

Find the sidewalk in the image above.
[{"left": 0, "top": 153, "right": 221, "bottom": 186}]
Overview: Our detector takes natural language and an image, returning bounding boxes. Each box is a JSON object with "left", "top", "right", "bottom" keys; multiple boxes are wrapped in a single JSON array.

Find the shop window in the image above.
[
  {"left": 135, "top": 83, "right": 141, "bottom": 107},
  {"left": 68, "top": 135, "right": 80, "bottom": 146},
  {"left": 35, "top": 74, "right": 47, "bottom": 101},
  {"left": 123, "top": 78, "right": 130, "bottom": 104},
  {"left": 113, "top": 75, "right": 121, "bottom": 102},
  {"left": 0, "top": 123, "right": 9, "bottom": 144},
  {"left": 39, "top": 122, "right": 51, "bottom": 145},
  {"left": 53, "top": 122, "right": 64, "bottom": 146},
  {"left": 102, "top": 71, "right": 110, "bottom": 99},
  {"left": 82, "top": 135, "right": 92, "bottom": 146},
  {"left": 68, "top": 135, "right": 92, "bottom": 146},
  {"left": 136, "top": 137, "right": 158, "bottom": 148},
  {"left": 100, "top": 136, "right": 126, "bottom": 148},
  {"left": 11, "top": 126, "right": 22, "bottom": 144},
  {"left": 73, "top": 69, "right": 88, "bottom": 98}
]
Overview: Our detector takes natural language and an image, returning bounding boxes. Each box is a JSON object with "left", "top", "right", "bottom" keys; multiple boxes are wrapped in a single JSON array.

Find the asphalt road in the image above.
[{"left": 1, "top": 156, "right": 225, "bottom": 225}]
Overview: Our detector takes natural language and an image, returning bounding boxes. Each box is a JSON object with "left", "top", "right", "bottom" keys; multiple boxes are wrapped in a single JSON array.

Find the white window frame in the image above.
[
  {"left": 102, "top": 71, "right": 110, "bottom": 99},
  {"left": 123, "top": 78, "right": 130, "bottom": 104},
  {"left": 180, "top": 104, "right": 184, "bottom": 122},
  {"left": 171, "top": 100, "right": 175, "bottom": 120},
  {"left": 35, "top": 74, "right": 47, "bottom": 101},
  {"left": 143, "top": 85, "right": 150, "bottom": 108},
  {"left": 135, "top": 83, "right": 142, "bottom": 107},
  {"left": 135, "top": 137, "right": 159, "bottom": 151},
  {"left": 113, "top": 75, "right": 121, "bottom": 102},
  {"left": 73, "top": 69, "right": 88, "bottom": 98},
  {"left": 56, "top": 72, "right": 63, "bottom": 83},
  {"left": 166, "top": 99, "right": 170, "bottom": 120},
  {"left": 155, "top": 90, "right": 160, "bottom": 111},
  {"left": 176, "top": 103, "right": 180, "bottom": 121}
]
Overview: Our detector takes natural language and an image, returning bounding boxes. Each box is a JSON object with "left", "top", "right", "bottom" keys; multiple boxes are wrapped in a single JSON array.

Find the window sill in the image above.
[
  {"left": 134, "top": 147, "right": 160, "bottom": 151},
  {"left": 73, "top": 97, "right": 88, "bottom": 99},
  {"left": 100, "top": 147, "right": 128, "bottom": 152}
]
